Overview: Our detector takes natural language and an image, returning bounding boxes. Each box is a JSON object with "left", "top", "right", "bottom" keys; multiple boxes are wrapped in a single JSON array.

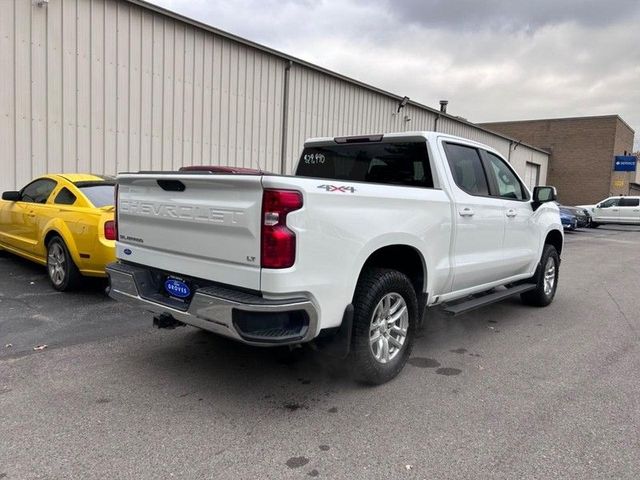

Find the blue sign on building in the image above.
[{"left": 613, "top": 156, "right": 637, "bottom": 172}]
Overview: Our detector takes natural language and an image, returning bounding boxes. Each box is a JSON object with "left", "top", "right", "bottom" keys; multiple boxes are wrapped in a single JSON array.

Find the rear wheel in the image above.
[
  {"left": 590, "top": 222, "right": 599, "bottom": 228},
  {"left": 47, "top": 237, "right": 81, "bottom": 291},
  {"left": 521, "top": 244, "right": 559, "bottom": 307},
  {"left": 350, "top": 268, "right": 417, "bottom": 385}
]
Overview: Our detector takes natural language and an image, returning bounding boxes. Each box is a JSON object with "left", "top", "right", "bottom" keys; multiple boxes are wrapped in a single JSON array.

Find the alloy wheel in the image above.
[
  {"left": 543, "top": 257, "right": 556, "bottom": 296},
  {"left": 369, "top": 292, "right": 409, "bottom": 364},
  {"left": 48, "top": 242, "right": 67, "bottom": 287}
]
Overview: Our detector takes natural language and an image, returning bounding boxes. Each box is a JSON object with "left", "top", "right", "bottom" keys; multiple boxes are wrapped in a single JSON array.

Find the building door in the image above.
[{"left": 524, "top": 162, "right": 540, "bottom": 190}]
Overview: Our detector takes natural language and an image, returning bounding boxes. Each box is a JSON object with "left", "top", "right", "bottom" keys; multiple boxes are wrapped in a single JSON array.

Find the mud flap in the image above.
[
  {"left": 313, "top": 304, "right": 353, "bottom": 359},
  {"left": 417, "top": 292, "right": 428, "bottom": 330}
]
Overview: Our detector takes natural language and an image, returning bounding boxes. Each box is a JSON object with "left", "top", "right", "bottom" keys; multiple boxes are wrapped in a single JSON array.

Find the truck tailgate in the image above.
[{"left": 116, "top": 174, "right": 263, "bottom": 290}]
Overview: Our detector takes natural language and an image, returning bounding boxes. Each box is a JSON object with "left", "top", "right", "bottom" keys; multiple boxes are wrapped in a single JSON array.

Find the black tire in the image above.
[
  {"left": 590, "top": 222, "right": 599, "bottom": 228},
  {"left": 521, "top": 244, "right": 559, "bottom": 307},
  {"left": 46, "top": 236, "right": 81, "bottom": 291},
  {"left": 350, "top": 268, "right": 417, "bottom": 385}
]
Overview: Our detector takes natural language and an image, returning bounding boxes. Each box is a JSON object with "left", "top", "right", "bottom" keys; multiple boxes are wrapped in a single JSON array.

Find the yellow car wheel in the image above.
[{"left": 47, "top": 237, "right": 81, "bottom": 291}]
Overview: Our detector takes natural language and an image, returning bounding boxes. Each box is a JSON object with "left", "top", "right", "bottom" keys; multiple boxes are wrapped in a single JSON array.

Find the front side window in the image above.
[
  {"left": 599, "top": 198, "right": 620, "bottom": 208},
  {"left": 443, "top": 143, "right": 489, "bottom": 196},
  {"left": 20, "top": 179, "right": 57, "bottom": 204},
  {"left": 486, "top": 152, "right": 526, "bottom": 200}
]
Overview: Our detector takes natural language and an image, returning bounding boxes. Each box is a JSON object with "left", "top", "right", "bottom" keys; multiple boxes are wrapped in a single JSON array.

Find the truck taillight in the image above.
[
  {"left": 261, "top": 189, "right": 303, "bottom": 269},
  {"left": 113, "top": 183, "right": 119, "bottom": 241},
  {"left": 104, "top": 220, "right": 117, "bottom": 241}
]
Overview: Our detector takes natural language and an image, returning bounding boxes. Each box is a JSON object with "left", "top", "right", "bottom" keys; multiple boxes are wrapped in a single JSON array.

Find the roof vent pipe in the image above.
[{"left": 439, "top": 100, "right": 448, "bottom": 113}]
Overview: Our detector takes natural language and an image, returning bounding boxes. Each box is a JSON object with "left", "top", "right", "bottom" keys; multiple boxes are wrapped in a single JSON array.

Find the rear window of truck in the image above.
[{"left": 295, "top": 142, "right": 433, "bottom": 188}]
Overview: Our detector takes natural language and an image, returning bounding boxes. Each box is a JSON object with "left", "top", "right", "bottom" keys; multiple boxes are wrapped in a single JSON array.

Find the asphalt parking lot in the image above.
[{"left": 1, "top": 226, "right": 640, "bottom": 479}]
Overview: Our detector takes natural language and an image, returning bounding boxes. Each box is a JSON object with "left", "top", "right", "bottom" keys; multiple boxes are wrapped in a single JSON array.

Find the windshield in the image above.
[
  {"left": 78, "top": 184, "right": 115, "bottom": 208},
  {"left": 295, "top": 142, "right": 433, "bottom": 188}
]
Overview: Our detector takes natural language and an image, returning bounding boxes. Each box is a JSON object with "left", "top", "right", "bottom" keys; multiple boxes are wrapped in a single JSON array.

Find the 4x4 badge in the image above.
[{"left": 317, "top": 185, "right": 356, "bottom": 193}]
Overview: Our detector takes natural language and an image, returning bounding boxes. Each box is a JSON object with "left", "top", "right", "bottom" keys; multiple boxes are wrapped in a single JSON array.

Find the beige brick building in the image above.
[{"left": 480, "top": 115, "right": 636, "bottom": 205}]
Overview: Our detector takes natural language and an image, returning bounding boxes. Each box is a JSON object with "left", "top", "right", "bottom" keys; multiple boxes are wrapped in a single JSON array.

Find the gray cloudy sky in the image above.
[{"left": 153, "top": 0, "right": 640, "bottom": 150}]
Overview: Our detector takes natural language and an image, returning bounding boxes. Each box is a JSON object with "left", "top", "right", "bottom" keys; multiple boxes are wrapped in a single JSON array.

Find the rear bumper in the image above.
[
  {"left": 78, "top": 238, "right": 115, "bottom": 277},
  {"left": 106, "top": 262, "right": 319, "bottom": 346}
]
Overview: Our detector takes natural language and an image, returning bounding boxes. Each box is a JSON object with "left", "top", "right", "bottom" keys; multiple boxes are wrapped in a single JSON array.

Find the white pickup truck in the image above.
[
  {"left": 107, "top": 132, "right": 563, "bottom": 384},
  {"left": 577, "top": 196, "right": 640, "bottom": 227}
]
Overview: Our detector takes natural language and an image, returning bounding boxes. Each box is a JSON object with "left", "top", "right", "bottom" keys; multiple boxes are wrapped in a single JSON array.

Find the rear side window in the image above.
[
  {"left": 619, "top": 198, "right": 640, "bottom": 207},
  {"left": 78, "top": 184, "right": 115, "bottom": 208},
  {"left": 443, "top": 143, "right": 489, "bottom": 196},
  {"left": 54, "top": 188, "right": 77, "bottom": 205},
  {"left": 295, "top": 142, "right": 433, "bottom": 188}
]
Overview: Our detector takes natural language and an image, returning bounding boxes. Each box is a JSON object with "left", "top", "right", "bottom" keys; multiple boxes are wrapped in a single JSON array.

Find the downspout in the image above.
[
  {"left": 280, "top": 60, "right": 293, "bottom": 175},
  {"left": 508, "top": 140, "right": 513, "bottom": 163},
  {"left": 434, "top": 100, "right": 448, "bottom": 132}
]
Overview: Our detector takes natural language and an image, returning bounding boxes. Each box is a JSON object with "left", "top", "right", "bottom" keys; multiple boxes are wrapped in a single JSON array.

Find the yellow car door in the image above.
[
  {"left": 1, "top": 199, "right": 30, "bottom": 251},
  {"left": 1, "top": 178, "right": 57, "bottom": 254},
  {"left": 19, "top": 178, "right": 59, "bottom": 253}
]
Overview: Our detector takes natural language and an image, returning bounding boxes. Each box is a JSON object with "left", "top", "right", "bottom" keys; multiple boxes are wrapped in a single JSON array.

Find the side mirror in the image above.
[
  {"left": 533, "top": 186, "right": 557, "bottom": 203},
  {"left": 2, "top": 191, "right": 21, "bottom": 201}
]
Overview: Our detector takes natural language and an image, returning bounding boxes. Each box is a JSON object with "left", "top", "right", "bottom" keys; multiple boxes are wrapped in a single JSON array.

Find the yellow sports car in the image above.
[{"left": 0, "top": 174, "right": 116, "bottom": 291}]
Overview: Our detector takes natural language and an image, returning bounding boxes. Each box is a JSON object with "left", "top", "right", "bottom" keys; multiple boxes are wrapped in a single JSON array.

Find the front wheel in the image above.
[
  {"left": 350, "top": 268, "right": 417, "bottom": 385},
  {"left": 47, "top": 237, "right": 81, "bottom": 291},
  {"left": 521, "top": 244, "right": 559, "bottom": 307}
]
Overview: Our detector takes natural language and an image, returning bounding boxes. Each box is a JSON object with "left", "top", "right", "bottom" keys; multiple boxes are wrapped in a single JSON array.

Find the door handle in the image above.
[
  {"left": 506, "top": 209, "right": 517, "bottom": 218},
  {"left": 458, "top": 207, "right": 474, "bottom": 217},
  {"left": 612, "top": 209, "right": 619, "bottom": 212}
]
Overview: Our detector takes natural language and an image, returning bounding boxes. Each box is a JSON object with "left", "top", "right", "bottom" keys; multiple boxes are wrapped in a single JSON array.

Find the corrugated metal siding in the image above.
[
  {"left": 0, "top": 0, "right": 547, "bottom": 192},
  {"left": 1, "top": 0, "right": 285, "bottom": 191},
  {"left": 284, "top": 65, "right": 440, "bottom": 172},
  {"left": 0, "top": 0, "right": 16, "bottom": 189},
  {"left": 437, "top": 116, "right": 512, "bottom": 155},
  {"left": 283, "top": 67, "right": 543, "bottom": 176}
]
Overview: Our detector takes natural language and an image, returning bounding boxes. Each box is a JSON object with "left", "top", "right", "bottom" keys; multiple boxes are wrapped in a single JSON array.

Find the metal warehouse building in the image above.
[{"left": 1, "top": 0, "right": 549, "bottom": 192}]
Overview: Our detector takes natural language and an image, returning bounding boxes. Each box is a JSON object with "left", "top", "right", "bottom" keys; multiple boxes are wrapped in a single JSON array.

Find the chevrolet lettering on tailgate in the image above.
[{"left": 119, "top": 199, "right": 245, "bottom": 225}]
